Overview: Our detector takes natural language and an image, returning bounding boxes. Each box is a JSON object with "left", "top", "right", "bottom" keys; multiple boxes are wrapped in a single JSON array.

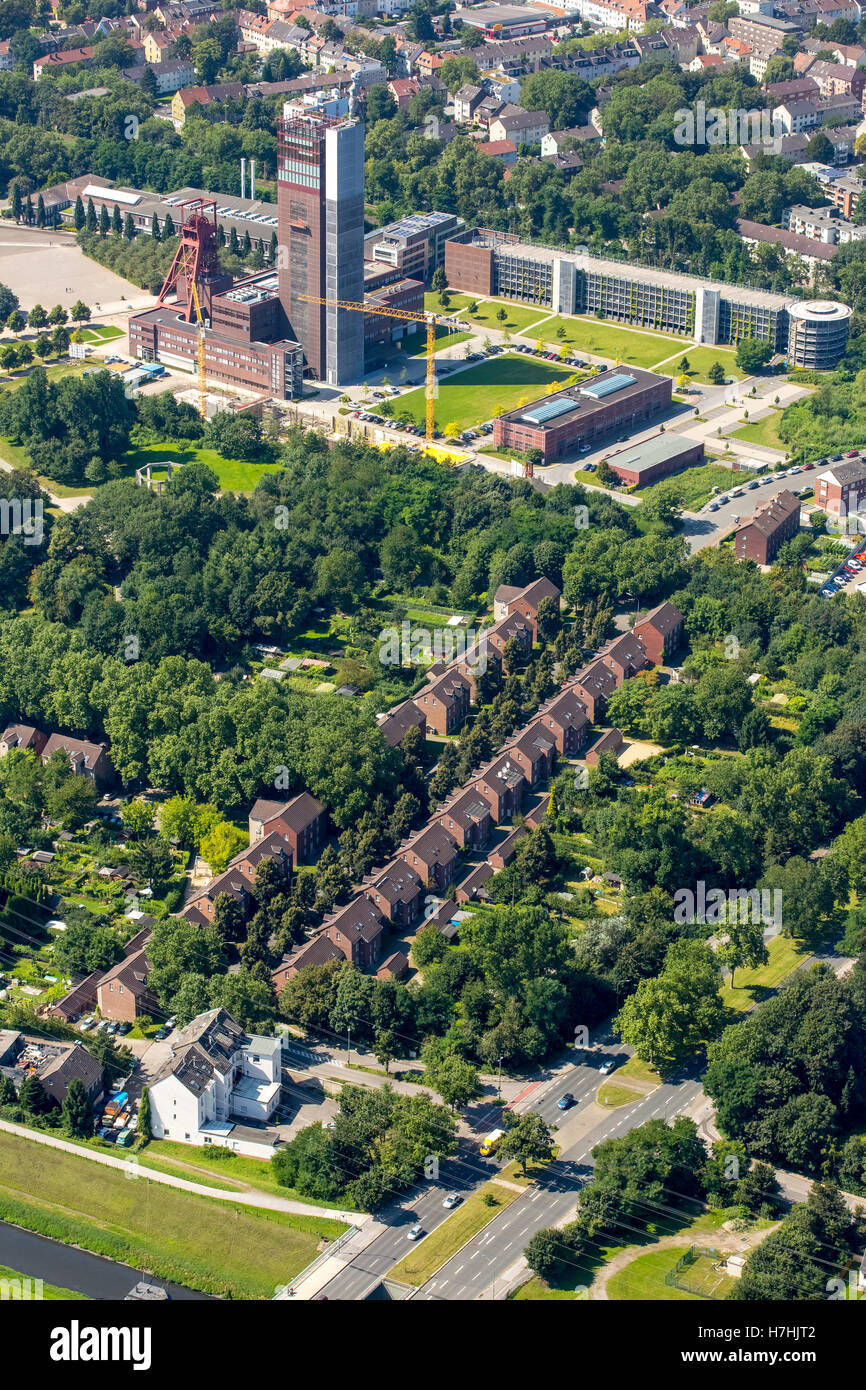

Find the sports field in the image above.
[{"left": 396, "top": 353, "right": 571, "bottom": 430}]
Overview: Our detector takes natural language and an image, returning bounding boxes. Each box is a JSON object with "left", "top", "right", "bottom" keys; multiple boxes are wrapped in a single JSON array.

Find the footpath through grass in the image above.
[
  {"left": 0, "top": 1130, "right": 346, "bottom": 1299},
  {"left": 653, "top": 344, "right": 743, "bottom": 384},
  {"left": 388, "top": 1183, "right": 517, "bottom": 1285},
  {"left": 397, "top": 353, "right": 570, "bottom": 430},
  {"left": 142, "top": 1138, "right": 357, "bottom": 1209}
]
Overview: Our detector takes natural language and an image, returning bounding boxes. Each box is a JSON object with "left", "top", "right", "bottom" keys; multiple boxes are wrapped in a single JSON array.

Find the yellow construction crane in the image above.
[
  {"left": 190, "top": 279, "right": 207, "bottom": 417},
  {"left": 299, "top": 294, "right": 461, "bottom": 444}
]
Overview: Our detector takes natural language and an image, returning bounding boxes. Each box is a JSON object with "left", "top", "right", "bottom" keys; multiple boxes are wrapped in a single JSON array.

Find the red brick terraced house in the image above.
[
  {"left": 531, "top": 689, "right": 590, "bottom": 756},
  {"left": 633, "top": 601, "right": 684, "bottom": 666},
  {"left": 469, "top": 752, "right": 527, "bottom": 823},
  {"left": 432, "top": 789, "right": 493, "bottom": 850},
  {"left": 248, "top": 791, "right": 327, "bottom": 862},
  {"left": 504, "top": 723, "right": 558, "bottom": 786},
  {"left": 599, "top": 632, "right": 648, "bottom": 684},
  {"left": 412, "top": 669, "right": 472, "bottom": 736},
  {"left": 569, "top": 661, "right": 619, "bottom": 722},
  {"left": 362, "top": 859, "right": 424, "bottom": 928},
  {"left": 397, "top": 822, "right": 460, "bottom": 891},
  {"left": 323, "top": 897, "right": 386, "bottom": 971}
]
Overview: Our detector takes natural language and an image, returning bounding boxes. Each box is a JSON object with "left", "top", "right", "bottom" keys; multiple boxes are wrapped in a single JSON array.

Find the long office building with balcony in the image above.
[{"left": 444, "top": 229, "right": 851, "bottom": 367}]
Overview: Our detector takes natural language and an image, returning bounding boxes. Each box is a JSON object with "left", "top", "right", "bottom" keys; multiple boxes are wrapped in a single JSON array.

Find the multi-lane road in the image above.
[{"left": 313, "top": 1033, "right": 702, "bottom": 1301}]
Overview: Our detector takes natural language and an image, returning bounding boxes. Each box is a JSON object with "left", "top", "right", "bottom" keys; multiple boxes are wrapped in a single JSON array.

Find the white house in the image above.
[{"left": 148, "top": 1009, "right": 282, "bottom": 1153}]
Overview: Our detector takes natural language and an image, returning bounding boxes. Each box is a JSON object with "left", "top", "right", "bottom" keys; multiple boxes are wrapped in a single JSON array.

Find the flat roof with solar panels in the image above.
[
  {"left": 504, "top": 367, "right": 661, "bottom": 433},
  {"left": 580, "top": 372, "right": 637, "bottom": 399},
  {"left": 520, "top": 397, "right": 576, "bottom": 426}
]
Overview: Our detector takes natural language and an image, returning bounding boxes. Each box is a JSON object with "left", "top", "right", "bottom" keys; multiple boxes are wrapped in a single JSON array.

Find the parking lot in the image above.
[{"left": 682, "top": 461, "right": 819, "bottom": 552}]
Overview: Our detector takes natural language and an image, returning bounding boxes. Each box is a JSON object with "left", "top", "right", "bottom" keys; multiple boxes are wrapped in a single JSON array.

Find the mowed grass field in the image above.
[
  {"left": 723, "top": 933, "right": 810, "bottom": 1012},
  {"left": 397, "top": 353, "right": 571, "bottom": 430},
  {"left": 653, "top": 344, "right": 744, "bottom": 384},
  {"left": 128, "top": 443, "right": 284, "bottom": 494},
  {"left": 458, "top": 298, "right": 550, "bottom": 334},
  {"left": 607, "top": 1247, "right": 703, "bottom": 1301},
  {"left": 638, "top": 461, "right": 738, "bottom": 510},
  {"left": 0, "top": 1130, "right": 346, "bottom": 1299},
  {"left": 537, "top": 316, "right": 691, "bottom": 368},
  {"left": 730, "top": 409, "right": 786, "bottom": 451},
  {"left": 77, "top": 324, "right": 125, "bottom": 344}
]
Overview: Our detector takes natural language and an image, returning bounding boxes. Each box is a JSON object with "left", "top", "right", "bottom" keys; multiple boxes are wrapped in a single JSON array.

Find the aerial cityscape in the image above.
[{"left": 0, "top": 0, "right": 865, "bottom": 1356}]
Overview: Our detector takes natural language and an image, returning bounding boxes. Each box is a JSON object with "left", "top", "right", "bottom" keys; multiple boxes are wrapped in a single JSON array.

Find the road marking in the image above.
[{"left": 454, "top": 1265, "right": 464, "bottom": 1275}]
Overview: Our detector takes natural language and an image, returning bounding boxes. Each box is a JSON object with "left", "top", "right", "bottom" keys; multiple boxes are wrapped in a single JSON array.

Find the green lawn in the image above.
[
  {"left": 0, "top": 1262, "right": 89, "bottom": 1300},
  {"left": 401, "top": 325, "right": 474, "bottom": 356},
  {"left": 537, "top": 316, "right": 691, "bottom": 368},
  {"left": 723, "top": 933, "right": 809, "bottom": 1012},
  {"left": 730, "top": 409, "right": 786, "bottom": 451},
  {"left": 424, "top": 290, "right": 476, "bottom": 314},
  {"left": 597, "top": 1082, "right": 645, "bottom": 1108},
  {"left": 0, "top": 359, "right": 91, "bottom": 390},
  {"left": 653, "top": 345, "right": 744, "bottom": 384},
  {"left": 618, "top": 1057, "right": 661, "bottom": 1086},
  {"left": 638, "top": 461, "right": 737, "bottom": 510},
  {"left": 458, "top": 298, "right": 550, "bottom": 335},
  {"left": 388, "top": 1184, "right": 517, "bottom": 1285},
  {"left": 0, "top": 1130, "right": 346, "bottom": 1299},
  {"left": 607, "top": 1246, "right": 703, "bottom": 1301},
  {"left": 143, "top": 1139, "right": 358, "bottom": 1209},
  {"left": 77, "top": 325, "right": 125, "bottom": 344},
  {"left": 127, "top": 443, "right": 283, "bottom": 494},
  {"left": 396, "top": 353, "right": 571, "bottom": 430}
]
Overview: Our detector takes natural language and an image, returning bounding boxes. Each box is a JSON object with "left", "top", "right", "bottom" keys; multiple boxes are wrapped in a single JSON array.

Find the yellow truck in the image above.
[{"left": 480, "top": 1128, "right": 504, "bottom": 1157}]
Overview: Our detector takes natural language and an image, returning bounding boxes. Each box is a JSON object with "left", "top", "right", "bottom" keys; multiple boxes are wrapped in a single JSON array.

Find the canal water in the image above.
[{"left": 0, "top": 1221, "right": 213, "bottom": 1300}]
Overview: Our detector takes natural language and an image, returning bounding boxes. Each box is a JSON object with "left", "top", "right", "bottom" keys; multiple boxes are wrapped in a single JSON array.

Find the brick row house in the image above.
[
  {"left": 248, "top": 791, "right": 327, "bottom": 862},
  {"left": 181, "top": 830, "right": 293, "bottom": 928},
  {"left": 0, "top": 724, "right": 114, "bottom": 789},
  {"left": 412, "top": 669, "right": 472, "bottom": 736},
  {"left": 269, "top": 581, "right": 685, "bottom": 996},
  {"left": 432, "top": 789, "right": 493, "bottom": 850},
  {"left": 406, "top": 578, "right": 562, "bottom": 737},
  {"left": 633, "top": 602, "right": 684, "bottom": 666}
]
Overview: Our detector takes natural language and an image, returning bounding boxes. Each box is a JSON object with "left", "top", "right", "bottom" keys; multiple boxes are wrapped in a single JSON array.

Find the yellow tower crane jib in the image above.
[
  {"left": 298, "top": 294, "right": 445, "bottom": 445},
  {"left": 190, "top": 280, "right": 207, "bottom": 418}
]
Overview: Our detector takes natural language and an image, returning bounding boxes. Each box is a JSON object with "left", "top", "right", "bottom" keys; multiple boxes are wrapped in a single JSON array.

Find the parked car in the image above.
[
  {"left": 708, "top": 501, "right": 719, "bottom": 511},
  {"left": 845, "top": 450, "right": 859, "bottom": 458},
  {"left": 154, "top": 1025, "right": 170, "bottom": 1040},
  {"left": 747, "top": 480, "right": 759, "bottom": 489},
  {"left": 117, "top": 1021, "right": 132, "bottom": 1035}
]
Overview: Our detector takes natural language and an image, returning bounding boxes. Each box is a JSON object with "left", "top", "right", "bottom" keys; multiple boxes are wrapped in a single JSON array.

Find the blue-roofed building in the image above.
[{"left": 494, "top": 367, "right": 673, "bottom": 465}]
